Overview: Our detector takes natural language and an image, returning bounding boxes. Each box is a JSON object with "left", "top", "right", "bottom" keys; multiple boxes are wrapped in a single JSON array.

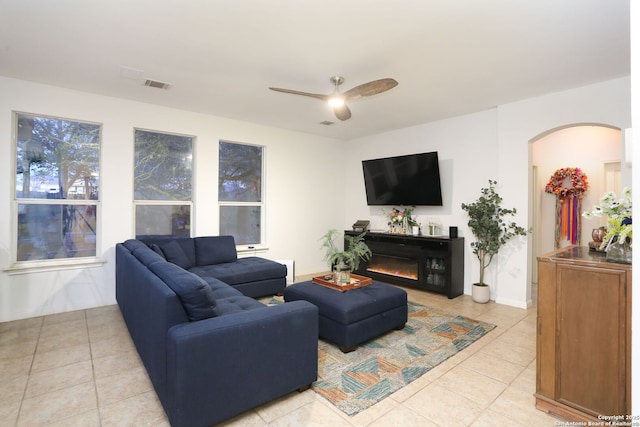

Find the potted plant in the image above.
[
  {"left": 461, "top": 180, "right": 528, "bottom": 303},
  {"left": 320, "top": 229, "right": 372, "bottom": 284}
]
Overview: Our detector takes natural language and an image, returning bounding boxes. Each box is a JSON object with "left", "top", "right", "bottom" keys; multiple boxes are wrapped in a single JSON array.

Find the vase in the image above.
[
  {"left": 333, "top": 265, "right": 351, "bottom": 285},
  {"left": 605, "top": 238, "right": 632, "bottom": 264},
  {"left": 591, "top": 228, "right": 605, "bottom": 243}
]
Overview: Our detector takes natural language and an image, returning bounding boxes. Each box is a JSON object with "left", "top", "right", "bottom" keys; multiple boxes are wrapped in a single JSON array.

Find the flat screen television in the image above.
[{"left": 362, "top": 151, "right": 443, "bottom": 206}]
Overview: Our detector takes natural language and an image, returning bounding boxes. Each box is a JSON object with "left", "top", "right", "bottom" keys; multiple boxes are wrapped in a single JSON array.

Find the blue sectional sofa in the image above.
[{"left": 116, "top": 237, "right": 319, "bottom": 427}]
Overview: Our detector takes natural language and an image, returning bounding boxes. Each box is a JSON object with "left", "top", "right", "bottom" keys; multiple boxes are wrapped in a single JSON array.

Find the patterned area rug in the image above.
[{"left": 267, "top": 298, "right": 496, "bottom": 416}]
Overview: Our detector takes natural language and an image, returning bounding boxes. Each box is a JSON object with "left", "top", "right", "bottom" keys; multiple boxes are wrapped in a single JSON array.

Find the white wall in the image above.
[
  {"left": 343, "top": 77, "right": 631, "bottom": 308},
  {"left": 0, "top": 76, "right": 343, "bottom": 321}
]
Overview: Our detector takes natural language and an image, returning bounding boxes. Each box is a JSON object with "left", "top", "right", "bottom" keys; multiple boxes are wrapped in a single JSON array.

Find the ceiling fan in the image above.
[{"left": 269, "top": 76, "right": 398, "bottom": 121}]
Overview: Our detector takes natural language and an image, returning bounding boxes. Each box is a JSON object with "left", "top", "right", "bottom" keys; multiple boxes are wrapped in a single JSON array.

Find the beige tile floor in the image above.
[{"left": 0, "top": 277, "right": 561, "bottom": 426}]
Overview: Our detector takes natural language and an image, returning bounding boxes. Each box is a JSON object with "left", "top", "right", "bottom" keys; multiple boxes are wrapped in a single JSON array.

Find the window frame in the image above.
[
  {"left": 132, "top": 128, "right": 195, "bottom": 239},
  {"left": 7, "top": 111, "right": 103, "bottom": 273},
  {"left": 218, "top": 140, "right": 266, "bottom": 250}
]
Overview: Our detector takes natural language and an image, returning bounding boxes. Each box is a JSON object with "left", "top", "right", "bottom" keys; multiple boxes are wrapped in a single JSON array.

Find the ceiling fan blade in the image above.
[
  {"left": 270, "top": 76, "right": 396, "bottom": 121},
  {"left": 343, "top": 78, "right": 398, "bottom": 101},
  {"left": 333, "top": 104, "right": 352, "bottom": 121},
  {"left": 269, "top": 87, "right": 328, "bottom": 101}
]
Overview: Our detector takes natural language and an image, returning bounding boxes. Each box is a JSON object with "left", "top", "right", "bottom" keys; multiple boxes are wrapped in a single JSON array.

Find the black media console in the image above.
[{"left": 344, "top": 230, "right": 464, "bottom": 299}]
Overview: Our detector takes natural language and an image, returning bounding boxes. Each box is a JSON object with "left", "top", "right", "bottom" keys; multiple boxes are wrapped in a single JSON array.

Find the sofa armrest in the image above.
[{"left": 165, "top": 300, "right": 318, "bottom": 427}]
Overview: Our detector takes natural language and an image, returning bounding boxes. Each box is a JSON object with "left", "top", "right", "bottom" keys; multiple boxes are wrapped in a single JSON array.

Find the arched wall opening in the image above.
[{"left": 529, "top": 123, "right": 622, "bottom": 288}]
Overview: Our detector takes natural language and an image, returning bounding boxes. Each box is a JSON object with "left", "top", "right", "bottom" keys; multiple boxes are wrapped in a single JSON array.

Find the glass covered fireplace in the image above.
[{"left": 366, "top": 254, "right": 418, "bottom": 281}]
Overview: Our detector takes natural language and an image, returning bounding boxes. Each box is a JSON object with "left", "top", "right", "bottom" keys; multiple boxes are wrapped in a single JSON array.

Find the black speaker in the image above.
[{"left": 449, "top": 226, "right": 458, "bottom": 238}]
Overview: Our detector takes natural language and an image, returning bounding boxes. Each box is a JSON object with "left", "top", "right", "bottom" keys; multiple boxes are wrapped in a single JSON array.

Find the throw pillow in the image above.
[
  {"left": 160, "top": 240, "right": 193, "bottom": 270},
  {"left": 195, "top": 236, "right": 238, "bottom": 266},
  {"left": 148, "top": 262, "right": 217, "bottom": 321},
  {"left": 149, "top": 243, "right": 166, "bottom": 259}
]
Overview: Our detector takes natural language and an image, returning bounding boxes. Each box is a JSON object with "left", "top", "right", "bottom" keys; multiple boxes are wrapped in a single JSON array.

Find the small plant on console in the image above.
[{"left": 320, "top": 229, "right": 372, "bottom": 282}]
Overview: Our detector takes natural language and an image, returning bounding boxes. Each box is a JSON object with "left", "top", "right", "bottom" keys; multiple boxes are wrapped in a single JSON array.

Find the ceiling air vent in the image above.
[
  {"left": 319, "top": 121, "right": 335, "bottom": 126},
  {"left": 144, "top": 79, "right": 171, "bottom": 89}
]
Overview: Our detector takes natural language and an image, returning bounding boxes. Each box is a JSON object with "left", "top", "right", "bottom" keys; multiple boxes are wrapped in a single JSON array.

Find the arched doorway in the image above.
[{"left": 529, "top": 124, "right": 622, "bottom": 294}]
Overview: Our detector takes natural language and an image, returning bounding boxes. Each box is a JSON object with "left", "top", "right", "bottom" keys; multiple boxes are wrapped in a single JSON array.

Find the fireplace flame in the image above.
[
  {"left": 367, "top": 254, "right": 418, "bottom": 281},
  {"left": 367, "top": 267, "right": 418, "bottom": 280}
]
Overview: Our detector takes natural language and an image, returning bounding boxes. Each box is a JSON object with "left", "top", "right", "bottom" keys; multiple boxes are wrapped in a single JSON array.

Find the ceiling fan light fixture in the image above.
[
  {"left": 328, "top": 76, "right": 345, "bottom": 107},
  {"left": 328, "top": 95, "right": 345, "bottom": 107}
]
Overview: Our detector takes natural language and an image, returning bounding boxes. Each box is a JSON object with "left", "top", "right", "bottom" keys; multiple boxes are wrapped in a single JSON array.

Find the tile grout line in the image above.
[
  {"left": 85, "top": 308, "right": 105, "bottom": 426},
  {"left": 14, "top": 316, "right": 44, "bottom": 427}
]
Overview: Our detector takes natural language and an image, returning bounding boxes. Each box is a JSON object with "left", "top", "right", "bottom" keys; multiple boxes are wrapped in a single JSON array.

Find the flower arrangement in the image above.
[
  {"left": 544, "top": 167, "right": 589, "bottom": 201},
  {"left": 387, "top": 207, "right": 418, "bottom": 233},
  {"left": 387, "top": 207, "right": 417, "bottom": 226},
  {"left": 582, "top": 187, "right": 632, "bottom": 249}
]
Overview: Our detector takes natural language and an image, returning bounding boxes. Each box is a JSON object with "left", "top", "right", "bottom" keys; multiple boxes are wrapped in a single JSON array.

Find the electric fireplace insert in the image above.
[{"left": 345, "top": 230, "right": 464, "bottom": 299}]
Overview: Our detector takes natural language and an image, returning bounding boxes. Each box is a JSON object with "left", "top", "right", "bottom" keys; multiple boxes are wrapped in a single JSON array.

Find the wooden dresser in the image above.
[{"left": 536, "top": 246, "right": 632, "bottom": 421}]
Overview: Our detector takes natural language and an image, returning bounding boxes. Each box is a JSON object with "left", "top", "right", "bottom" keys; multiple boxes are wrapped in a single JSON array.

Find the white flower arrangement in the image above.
[{"left": 583, "top": 187, "right": 632, "bottom": 249}]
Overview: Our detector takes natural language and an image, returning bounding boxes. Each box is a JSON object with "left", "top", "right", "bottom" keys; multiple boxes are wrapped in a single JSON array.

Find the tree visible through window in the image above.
[
  {"left": 219, "top": 141, "right": 263, "bottom": 246},
  {"left": 14, "top": 113, "right": 100, "bottom": 261},
  {"left": 134, "top": 129, "right": 193, "bottom": 238}
]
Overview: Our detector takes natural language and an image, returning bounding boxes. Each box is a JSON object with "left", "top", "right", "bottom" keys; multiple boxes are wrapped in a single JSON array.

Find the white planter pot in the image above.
[{"left": 472, "top": 284, "right": 490, "bottom": 303}]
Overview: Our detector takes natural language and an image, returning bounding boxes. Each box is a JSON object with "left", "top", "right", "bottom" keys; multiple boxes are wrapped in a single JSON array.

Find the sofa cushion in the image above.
[
  {"left": 131, "top": 245, "right": 166, "bottom": 267},
  {"left": 141, "top": 238, "right": 196, "bottom": 266},
  {"left": 189, "top": 257, "right": 286, "bottom": 285},
  {"left": 214, "top": 295, "right": 265, "bottom": 316},
  {"left": 194, "top": 236, "right": 238, "bottom": 266},
  {"left": 202, "top": 277, "right": 244, "bottom": 299},
  {"left": 149, "top": 243, "right": 166, "bottom": 259},
  {"left": 148, "top": 261, "right": 216, "bottom": 321},
  {"left": 160, "top": 240, "right": 194, "bottom": 270},
  {"left": 123, "top": 239, "right": 149, "bottom": 252}
]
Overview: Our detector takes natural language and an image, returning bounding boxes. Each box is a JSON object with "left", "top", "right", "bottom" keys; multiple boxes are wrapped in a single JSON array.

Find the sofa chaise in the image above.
[{"left": 115, "top": 237, "right": 319, "bottom": 427}]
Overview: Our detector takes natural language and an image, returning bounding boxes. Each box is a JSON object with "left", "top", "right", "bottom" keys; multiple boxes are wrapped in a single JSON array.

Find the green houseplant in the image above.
[
  {"left": 461, "top": 180, "right": 528, "bottom": 303},
  {"left": 320, "top": 229, "right": 372, "bottom": 284}
]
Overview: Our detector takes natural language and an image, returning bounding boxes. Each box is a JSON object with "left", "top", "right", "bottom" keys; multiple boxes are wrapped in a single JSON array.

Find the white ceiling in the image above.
[{"left": 0, "top": 0, "right": 630, "bottom": 140}]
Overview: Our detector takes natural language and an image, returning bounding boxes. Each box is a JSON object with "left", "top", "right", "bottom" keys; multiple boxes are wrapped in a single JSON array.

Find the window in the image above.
[
  {"left": 218, "top": 141, "right": 264, "bottom": 246},
  {"left": 14, "top": 112, "right": 100, "bottom": 262},
  {"left": 134, "top": 129, "right": 193, "bottom": 238}
]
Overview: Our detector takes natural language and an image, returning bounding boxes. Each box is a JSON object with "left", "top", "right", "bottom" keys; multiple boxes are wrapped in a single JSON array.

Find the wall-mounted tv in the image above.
[{"left": 362, "top": 151, "right": 443, "bottom": 206}]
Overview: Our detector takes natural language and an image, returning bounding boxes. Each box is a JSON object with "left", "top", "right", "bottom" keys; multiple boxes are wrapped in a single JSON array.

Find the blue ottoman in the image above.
[{"left": 284, "top": 280, "right": 408, "bottom": 352}]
